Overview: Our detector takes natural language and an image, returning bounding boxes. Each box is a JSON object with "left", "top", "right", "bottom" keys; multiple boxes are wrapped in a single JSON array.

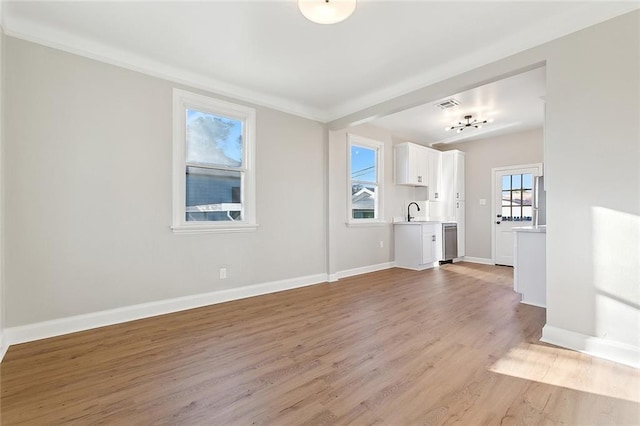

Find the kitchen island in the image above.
[{"left": 513, "top": 225, "right": 546, "bottom": 307}]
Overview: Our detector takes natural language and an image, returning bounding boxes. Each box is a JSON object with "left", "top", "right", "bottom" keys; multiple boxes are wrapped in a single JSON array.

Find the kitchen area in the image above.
[
  {"left": 391, "top": 140, "right": 547, "bottom": 309},
  {"left": 393, "top": 142, "right": 466, "bottom": 270}
]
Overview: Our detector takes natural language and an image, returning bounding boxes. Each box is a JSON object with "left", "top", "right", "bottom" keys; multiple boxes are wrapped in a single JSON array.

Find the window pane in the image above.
[
  {"left": 502, "top": 175, "right": 511, "bottom": 190},
  {"left": 513, "top": 207, "right": 522, "bottom": 221},
  {"left": 352, "top": 184, "right": 376, "bottom": 219},
  {"left": 502, "top": 191, "right": 511, "bottom": 206},
  {"left": 186, "top": 167, "right": 242, "bottom": 222},
  {"left": 512, "top": 174, "right": 522, "bottom": 190},
  {"left": 522, "top": 189, "right": 532, "bottom": 206},
  {"left": 502, "top": 206, "right": 511, "bottom": 221},
  {"left": 186, "top": 109, "right": 243, "bottom": 167},
  {"left": 351, "top": 145, "right": 376, "bottom": 183},
  {"left": 522, "top": 174, "right": 533, "bottom": 189},
  {"left": 512, "top": 190, "right": 523, "bottom": 206},
  {"left": 522, "top": 206, "right": 533, "bottom": 221}
]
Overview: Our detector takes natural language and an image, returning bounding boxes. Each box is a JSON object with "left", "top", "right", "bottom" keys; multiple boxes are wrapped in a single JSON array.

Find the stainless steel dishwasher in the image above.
[{"left": 442, "top": 222, "right": 458, "bottom": 262}]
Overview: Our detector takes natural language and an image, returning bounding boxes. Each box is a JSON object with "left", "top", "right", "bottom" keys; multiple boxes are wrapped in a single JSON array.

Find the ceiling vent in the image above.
[{"left": 434, "top": 98, "right": 460, "bottom": 110}]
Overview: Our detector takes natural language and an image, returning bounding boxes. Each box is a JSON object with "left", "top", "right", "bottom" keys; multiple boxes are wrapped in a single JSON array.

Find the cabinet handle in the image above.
[
  {"left": 432, "top": 235, "right": 436, "bottom": 242},
  {"left": 418, "top": 176, "right": 422, "bottom": 183},
  {"left": 435, "top": 193, "right": 438, "bottom": 199},
  {"left": 456, "top": 192, "right": 459, "bottom": 199},
  {"left": 456, "top": 202, "right": 459, "bottom": 208}
]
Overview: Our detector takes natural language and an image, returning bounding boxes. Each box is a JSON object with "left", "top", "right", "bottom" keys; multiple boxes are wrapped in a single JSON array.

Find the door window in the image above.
[{"left": 501, "top": 173, "right": 533, "bottom": 222}]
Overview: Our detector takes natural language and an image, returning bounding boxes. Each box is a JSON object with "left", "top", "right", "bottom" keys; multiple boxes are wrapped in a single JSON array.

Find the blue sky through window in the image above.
[{"left": 351, "top": 145, "right": 376, "bottom": 182}]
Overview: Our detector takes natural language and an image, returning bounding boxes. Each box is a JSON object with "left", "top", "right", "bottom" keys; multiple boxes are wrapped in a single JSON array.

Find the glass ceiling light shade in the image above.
[{"left": 298, "top": 0, "right": 357, "bottom": 25}]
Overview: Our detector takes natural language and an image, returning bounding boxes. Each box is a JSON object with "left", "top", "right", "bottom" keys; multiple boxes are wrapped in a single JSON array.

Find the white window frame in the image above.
[
  {"left": 347, "top": 134, "right": 385, "bottom": 226},
  {"left": 171, "top": 89, "right": 257, "bottom": 234}
]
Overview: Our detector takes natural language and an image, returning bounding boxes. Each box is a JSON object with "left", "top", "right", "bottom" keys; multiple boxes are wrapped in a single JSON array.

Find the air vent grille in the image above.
[{"left": 435, "top": 98, "right": 460, "bottom": 110}]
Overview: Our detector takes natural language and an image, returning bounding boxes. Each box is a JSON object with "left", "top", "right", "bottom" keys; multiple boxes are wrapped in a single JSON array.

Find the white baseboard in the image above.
[
  {"left": 462, "top": 256, "right": 494, "bottom": 265},
  {"left": 5, "top": 273, "right": 328, "bottom": 346},
  {"left": 541, "top": 324, "right": 640, "bottom": 368},
  {"left": 0, "top": 332, "right": 8, "bottom": 362},
  {"left": 335, "top": 262, "right": 395, "bottom": 280}
]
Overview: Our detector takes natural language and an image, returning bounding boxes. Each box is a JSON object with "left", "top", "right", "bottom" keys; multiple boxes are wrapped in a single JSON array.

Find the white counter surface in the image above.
[
  {"left": 513, "top": 225, "right": 546, "bottom": 233},
  {"left": 394, "top": 220, "right": 445, "bottom": 225}
]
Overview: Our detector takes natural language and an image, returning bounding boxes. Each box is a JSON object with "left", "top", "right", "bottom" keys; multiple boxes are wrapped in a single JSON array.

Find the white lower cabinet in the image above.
[{"left": 394, "top": 222, "right": 442, "bottom": 270}]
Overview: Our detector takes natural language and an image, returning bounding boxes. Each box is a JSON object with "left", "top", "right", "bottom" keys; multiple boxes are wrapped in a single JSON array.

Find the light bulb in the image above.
[{"left": 298, "top": 0, "right": 357, "bottom": 24}]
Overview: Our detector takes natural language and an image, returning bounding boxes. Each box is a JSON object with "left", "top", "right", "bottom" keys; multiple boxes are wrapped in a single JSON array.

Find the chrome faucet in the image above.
[{"left": 407, "top": 202, "right": 421, "bottom": 222}]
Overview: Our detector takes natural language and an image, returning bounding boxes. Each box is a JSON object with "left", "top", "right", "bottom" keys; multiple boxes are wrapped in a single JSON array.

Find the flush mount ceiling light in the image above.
[
  {"left": 298, "top": 0, "right": 357, "bottom": 25},
  {"left": 445, "top": 115, "right": 494, "bottom": 133}
]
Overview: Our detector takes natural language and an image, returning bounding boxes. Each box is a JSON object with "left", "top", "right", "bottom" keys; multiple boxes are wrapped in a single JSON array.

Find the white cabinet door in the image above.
[
  {"left": 415, "top": 145, "right": 428, "bottom": 186},
  {"left": 427, "top": 148, "right": 441, "bottom": 201},
  {"left": 455, "top": 201, "right": 465, "bottom": 257},
  {"left": 395, "top": 142, "right": 428, "bottom": 187},
  {"left": 421, "top": 223, "right": 438, "bottom": 264},
  {"left": 454, "top": 151, "right": 465, "bottom": 201}
]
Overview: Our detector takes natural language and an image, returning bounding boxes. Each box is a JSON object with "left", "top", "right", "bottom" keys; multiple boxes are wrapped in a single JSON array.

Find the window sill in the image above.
[
  {"left": 171, "top": 223, "right": 259, "bottom": 234},
  {"left": 345, "top": 220, "right": 388, "bottom": 228}
]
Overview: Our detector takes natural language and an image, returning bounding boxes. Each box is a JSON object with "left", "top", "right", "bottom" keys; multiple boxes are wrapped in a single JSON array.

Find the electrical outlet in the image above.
[
  {"left": 219, "top": 268, "right": 227, "bottom": 279},
  {"left": 379, "top": 240, "right": 384, "bottom": 248}
]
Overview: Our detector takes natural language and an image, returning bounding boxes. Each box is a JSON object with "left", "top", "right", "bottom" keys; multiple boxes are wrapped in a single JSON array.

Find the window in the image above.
[
  {"left": 172, "top": 89, "right": 256, "bottom": 233},
  {"left": 348, "top": 134, "right": 384, "bottom": 224},
  {"left": 501, "top": 173, "right": 533, "bottom": 222}
]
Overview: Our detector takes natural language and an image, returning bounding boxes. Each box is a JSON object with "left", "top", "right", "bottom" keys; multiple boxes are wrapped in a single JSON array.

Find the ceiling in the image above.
[
  {"left": 2, "top": 1, "right": 638, "bottom": 122},
  {"left": 371, "top": 66, "right": 546, "bottom": 146}
]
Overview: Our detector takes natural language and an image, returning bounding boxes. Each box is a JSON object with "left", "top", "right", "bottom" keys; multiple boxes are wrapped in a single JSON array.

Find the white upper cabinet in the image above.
[
  {"left": 426, "top": 148, "right": 442, "bottom": 201},
  {"left": 394, "top": 142, "right": 428, "bottom": 187},
  {"left": 441, "top": 150, "right": 466, "bottom": 217},
  {"left": 454, "top": 151, "right": 465, "bottom": 201}
]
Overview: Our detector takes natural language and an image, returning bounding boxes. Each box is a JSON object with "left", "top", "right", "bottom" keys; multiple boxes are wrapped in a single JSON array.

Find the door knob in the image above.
[{"left": 496, "top": 221, "right": 501, "bottom": 224}]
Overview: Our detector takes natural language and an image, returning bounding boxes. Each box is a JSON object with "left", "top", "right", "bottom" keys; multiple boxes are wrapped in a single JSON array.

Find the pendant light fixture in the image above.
[
  {"left": 445, "top": 115, "right": 494, "bottom": 133},
  {"left": 298, "top": 0, "right": 357, "bottom": 25}
]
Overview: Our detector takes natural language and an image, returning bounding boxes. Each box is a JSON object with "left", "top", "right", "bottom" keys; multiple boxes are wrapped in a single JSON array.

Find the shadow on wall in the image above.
[{"left": 591, "top": 206, "right": 640, "bottom": 349}]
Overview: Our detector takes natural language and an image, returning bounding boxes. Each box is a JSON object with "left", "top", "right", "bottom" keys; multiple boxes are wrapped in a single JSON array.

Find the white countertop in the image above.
[
  {"left": 394, "top": 221, "right": 442, "bottom": 225},
  {"left": 513, "top": 225, "right": 546, "bottom": 233}
]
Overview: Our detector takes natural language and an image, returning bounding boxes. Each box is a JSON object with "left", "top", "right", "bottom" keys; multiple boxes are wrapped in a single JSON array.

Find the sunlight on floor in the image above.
[
  {"left": 440, "top": 263, "right": 512, "bottom": 286},
  {"left": 489, "top": 341, "right": 640, "bottom": 403}
]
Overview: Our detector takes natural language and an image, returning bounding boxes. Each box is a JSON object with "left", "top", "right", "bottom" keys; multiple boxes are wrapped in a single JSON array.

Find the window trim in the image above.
[
  {"left": 171, "top": 89, "right": 257, "bottom": 234},
  {"left": 346, "top": 134, "right": 385, "bottom": 226}
]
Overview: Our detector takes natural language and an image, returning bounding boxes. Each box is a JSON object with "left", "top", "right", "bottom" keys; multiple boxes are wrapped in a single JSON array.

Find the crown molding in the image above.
[{"left": 2, "top": 15, "right": 329, "bottom": 123}]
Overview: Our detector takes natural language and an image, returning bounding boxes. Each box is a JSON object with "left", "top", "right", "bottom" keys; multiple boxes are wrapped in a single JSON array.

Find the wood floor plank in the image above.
[{"left": 1, "top": 263, "right": 638, "bottom": 425}]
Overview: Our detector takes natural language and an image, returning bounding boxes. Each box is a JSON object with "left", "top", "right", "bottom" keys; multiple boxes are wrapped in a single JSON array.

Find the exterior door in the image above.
[{"left": 493, "top": 164, "right": 542, "bottom": 266}]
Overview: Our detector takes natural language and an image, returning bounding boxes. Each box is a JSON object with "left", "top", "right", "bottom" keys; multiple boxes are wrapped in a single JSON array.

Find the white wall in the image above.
[
  {"left": 439, "top": 128, "right": 544, "bottom": 260},
  {"left": 543, "top": 11, "right": 639, "bottom": 356},
  {"left": 3, "top": 37, "right": 327, "bottom": 327},
  {"left": 0, "top": 25, "right": 5, "bottom": 356}
]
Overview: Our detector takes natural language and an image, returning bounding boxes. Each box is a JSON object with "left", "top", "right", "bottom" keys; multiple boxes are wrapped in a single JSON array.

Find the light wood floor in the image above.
[{"left": 2, "top": 263, "right": 639, "bottom": 425}]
